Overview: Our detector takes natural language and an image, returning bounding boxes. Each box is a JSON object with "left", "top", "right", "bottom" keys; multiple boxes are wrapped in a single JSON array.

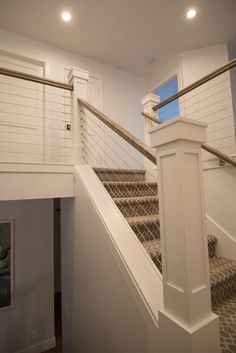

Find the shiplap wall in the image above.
[
  {"left": 0, "top": 52, "right": 44, "bottom": 162},
  {"left": 182, "top": 72, "right": 235, "bottom": 160},
  {"left": 149, "top": 45, "right": 236, "bottom": 161},
  {"left": 181, "top": 45, "right": 235, "bottom": 160},
  {"left": 0, "top": 51, "right": 73, "bottom": 163}
]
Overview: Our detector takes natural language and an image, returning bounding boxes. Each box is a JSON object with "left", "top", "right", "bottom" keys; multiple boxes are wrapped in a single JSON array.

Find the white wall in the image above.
[
  {"left": 0, "top": 28, "right": 147, "bottom": 140},
  {"left": 149, "top": 55, "right": 184, "bottom": 94},
  {"left": 0, "top": 199, "right": 55, "bottom": 353},
  {"left": 204, "top": 165, "right": 236, "bottom": 239},
  {"left": 204, "top": 165, "right": 236, "bottom": 260}
]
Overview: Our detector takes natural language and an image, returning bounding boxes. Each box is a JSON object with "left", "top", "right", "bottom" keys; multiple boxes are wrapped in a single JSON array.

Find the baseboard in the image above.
[
  {"left": 206, "top": 214, "right": 236, "bottom": 261},
  {"left": 16, "top": 337, "right": 56, "bottom": 353}
]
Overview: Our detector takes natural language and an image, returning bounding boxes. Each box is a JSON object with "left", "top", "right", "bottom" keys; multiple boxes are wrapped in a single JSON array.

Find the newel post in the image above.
[
  {"left": 68, "top": 67, "right": 90, "bottom": 164},
  {"left": 150, "top": 118, "right": 221, "bottom": 353},
  {"left": 141, "top": 93, "right": 160, "bottom": 181}
]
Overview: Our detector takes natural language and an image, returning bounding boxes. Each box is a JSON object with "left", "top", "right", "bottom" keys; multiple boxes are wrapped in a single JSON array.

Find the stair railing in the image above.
[
  {"left": 142, "top": 59, "right": 236, "bottom": 168},
  {"left": 79, "top": 98, "right": 163, "bottom": 272},
  {"left": 77, "top": 95, "right": 221, "bottom": 352}
]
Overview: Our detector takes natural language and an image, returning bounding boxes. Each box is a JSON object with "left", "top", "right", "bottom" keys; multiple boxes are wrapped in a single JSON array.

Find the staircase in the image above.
[{"left": 95, "top": 167, "right": 236, "bottom": 353}]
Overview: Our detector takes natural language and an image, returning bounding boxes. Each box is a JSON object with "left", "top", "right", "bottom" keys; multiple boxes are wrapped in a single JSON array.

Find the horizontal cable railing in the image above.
[
  {"left": 79, "top": 98, "right": 157, "bottom": 164},
  {"left": 80, "top": 99, "right": 162, "bottom": 272},
  {"left": 0, "top": 67, "right": 73, "bottom": 164},
  {"left": 147, "top": 59, "right": 236, "bottom": 167}
]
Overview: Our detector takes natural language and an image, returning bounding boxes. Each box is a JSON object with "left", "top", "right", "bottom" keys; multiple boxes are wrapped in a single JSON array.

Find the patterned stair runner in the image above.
[{"left": 95, "top": 168, "right": 236, "bottom": 353}]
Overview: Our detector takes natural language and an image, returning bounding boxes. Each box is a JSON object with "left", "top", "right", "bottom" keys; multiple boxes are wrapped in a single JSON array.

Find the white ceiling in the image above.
[{"left": 0, "top": 0, "right": 235, "bottom": 77}]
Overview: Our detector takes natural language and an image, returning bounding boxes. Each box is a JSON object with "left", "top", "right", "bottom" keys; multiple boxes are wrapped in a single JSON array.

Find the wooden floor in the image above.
[{"left": 43, "top": 293, "right": 62, "bottom": 353}]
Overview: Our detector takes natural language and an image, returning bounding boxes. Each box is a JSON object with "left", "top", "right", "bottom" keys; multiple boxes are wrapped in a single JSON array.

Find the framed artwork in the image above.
[{"left": 0, "top": 221, "right": 14, "bottom": 310}]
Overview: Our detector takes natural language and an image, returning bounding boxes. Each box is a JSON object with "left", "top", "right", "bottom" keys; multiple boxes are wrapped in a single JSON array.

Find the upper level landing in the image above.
[{"left": 0, "top": 162, "right": 74, "bottom": 201}]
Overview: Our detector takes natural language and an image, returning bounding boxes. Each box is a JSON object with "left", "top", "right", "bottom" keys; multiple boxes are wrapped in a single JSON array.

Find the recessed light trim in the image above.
[
  {"left": 186, "top": 8, "right": 197, "bottom": 19},
  {"left": 61, "top": 11, "right": 71, "bottom": 22}
]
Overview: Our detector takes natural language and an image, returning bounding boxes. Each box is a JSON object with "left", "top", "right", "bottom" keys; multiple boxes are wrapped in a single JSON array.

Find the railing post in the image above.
[
  {"left": 150, "top": 118, "right": 221, "bottom": 353},
  {"left": 141, "top": 93, "right": 160, "bottom": 181},
  {"left": 68, "top": 68, "right": 90, "bottom": 164}
]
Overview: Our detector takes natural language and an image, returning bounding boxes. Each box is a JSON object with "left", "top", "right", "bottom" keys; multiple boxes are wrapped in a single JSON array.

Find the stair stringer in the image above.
[{"left": 75, "top": 165, "right": 163, "bottom": 351}]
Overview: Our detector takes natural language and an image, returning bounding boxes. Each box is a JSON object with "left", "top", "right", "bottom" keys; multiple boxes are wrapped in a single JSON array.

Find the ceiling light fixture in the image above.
[
  {"left": 186, "top": 8, "right": 197, "bottom": 19},
  {"left": 61, "top": 11, "right": 71, "bottom": 22}
]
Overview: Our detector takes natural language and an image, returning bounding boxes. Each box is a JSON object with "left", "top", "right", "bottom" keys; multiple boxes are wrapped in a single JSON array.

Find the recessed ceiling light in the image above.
[
  {"left": 186, "top": 8, "right": 197, "bottom": 19},
  {"left": 61, "top": 11, "right": 71, "bottom": 22}
]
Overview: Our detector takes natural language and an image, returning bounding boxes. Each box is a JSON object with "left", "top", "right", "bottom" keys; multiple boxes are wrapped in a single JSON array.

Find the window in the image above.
[{"left": 153, "top": 75, "right": 179, "bottom": 122}]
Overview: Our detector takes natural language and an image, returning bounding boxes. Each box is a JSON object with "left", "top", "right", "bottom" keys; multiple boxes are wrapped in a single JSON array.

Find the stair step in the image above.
[
  {"left": 208, "top": 234, "right": 217, "bottom": 258},
  {"left": 103, "top": 181, "right": 158, "bottom": 198},
  {"left": 127, "top": 214, "right": 160, "bottom": 242},
  {"left": 209, "top": 257, "right": 236, "bottom": 306},
  {"left": 114, "top": 195, "right": 159, "bottom": 217},
  {"left": 213, "top": 294, "right": 236, "bottom": 353},
  {"left": 142, "top": 239, "right": 162, "bottom": 272},
  {"left": 141, "top": 235, "right": 218, "bottom": 274},
  {"left": 94, "top": 168, "right": 145, "bottom": 182}
]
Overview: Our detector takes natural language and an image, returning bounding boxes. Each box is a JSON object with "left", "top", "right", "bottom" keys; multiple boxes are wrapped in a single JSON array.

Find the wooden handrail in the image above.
[
  {"left": 79, "top": 98, "right": 157, "bottom": 164},
  {"left": 202, "top": 144, "right": 236, "bottom": 167},
  {"left": 142, "top": 112, "right": 161, "bottom": 124},
  {"left": 0, "top": 66, "right": 73, "bottom": 91},
  {"left": 153, "top": 59, "right": 236, "bottom": 111}
]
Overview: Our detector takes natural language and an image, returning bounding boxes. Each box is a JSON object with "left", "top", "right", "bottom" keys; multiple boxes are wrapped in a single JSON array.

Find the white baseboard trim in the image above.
[{"left": 16, "top": 337, "right": 56, "bottom": 353}]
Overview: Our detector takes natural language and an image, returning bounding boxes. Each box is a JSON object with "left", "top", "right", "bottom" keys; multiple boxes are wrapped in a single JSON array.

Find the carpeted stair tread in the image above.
[
  {"left": 102, "top": 181, "right": 158, "bottom": 198},
  {"left": 126, "top": 214, "right": 160, "bottom": 226},
  {"left": 94, "top": 167, "right": 146, "bottom": 174},
  {"left": 126, "top": 214, "right": 160, "bottom": 242},
  {"left": 94, "top": 168, "right": 145, "bottom": 182},
  {"left": 114, "top": 195, "right": 159, "bottom": 217},
  {"left": 141, "top": 235, "right": 218, "bottom": 274},
  {"left": 142, "top": 239, "right": 162, "bottom": 272},
  {"left": 142, "top": 239, "right": 161, "bottom": 254},
  {"left": 209, "top": 257, "right": 236, "bottom": 305},
  {"left": 208, "top": 234, "right": 217, "bottom": 258},
  {"left": 102, "top": 181, "right": 157, "bottom": 187},
  {"left": 114, "top": 195, "right": 158, "bottom": 202},
  {"left": 212, "top": 294, "right": 236, "bottom": 353}
]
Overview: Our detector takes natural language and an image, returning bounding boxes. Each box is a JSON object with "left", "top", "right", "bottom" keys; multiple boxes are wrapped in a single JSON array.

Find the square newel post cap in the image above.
[
  {"left": 68, "top": 67, "right": 90, "bottom": 84},
  {"left": 150, "top": 117, "right": 207, "bottom": 148},
  {"left": 141, "top": 93, "right": 160, "bottom": 107}
]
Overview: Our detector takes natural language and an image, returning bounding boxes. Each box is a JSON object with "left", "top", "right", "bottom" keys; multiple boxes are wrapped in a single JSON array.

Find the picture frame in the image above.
[{"left": 0, "top": 220, "right": 14, "bottom": 310}]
